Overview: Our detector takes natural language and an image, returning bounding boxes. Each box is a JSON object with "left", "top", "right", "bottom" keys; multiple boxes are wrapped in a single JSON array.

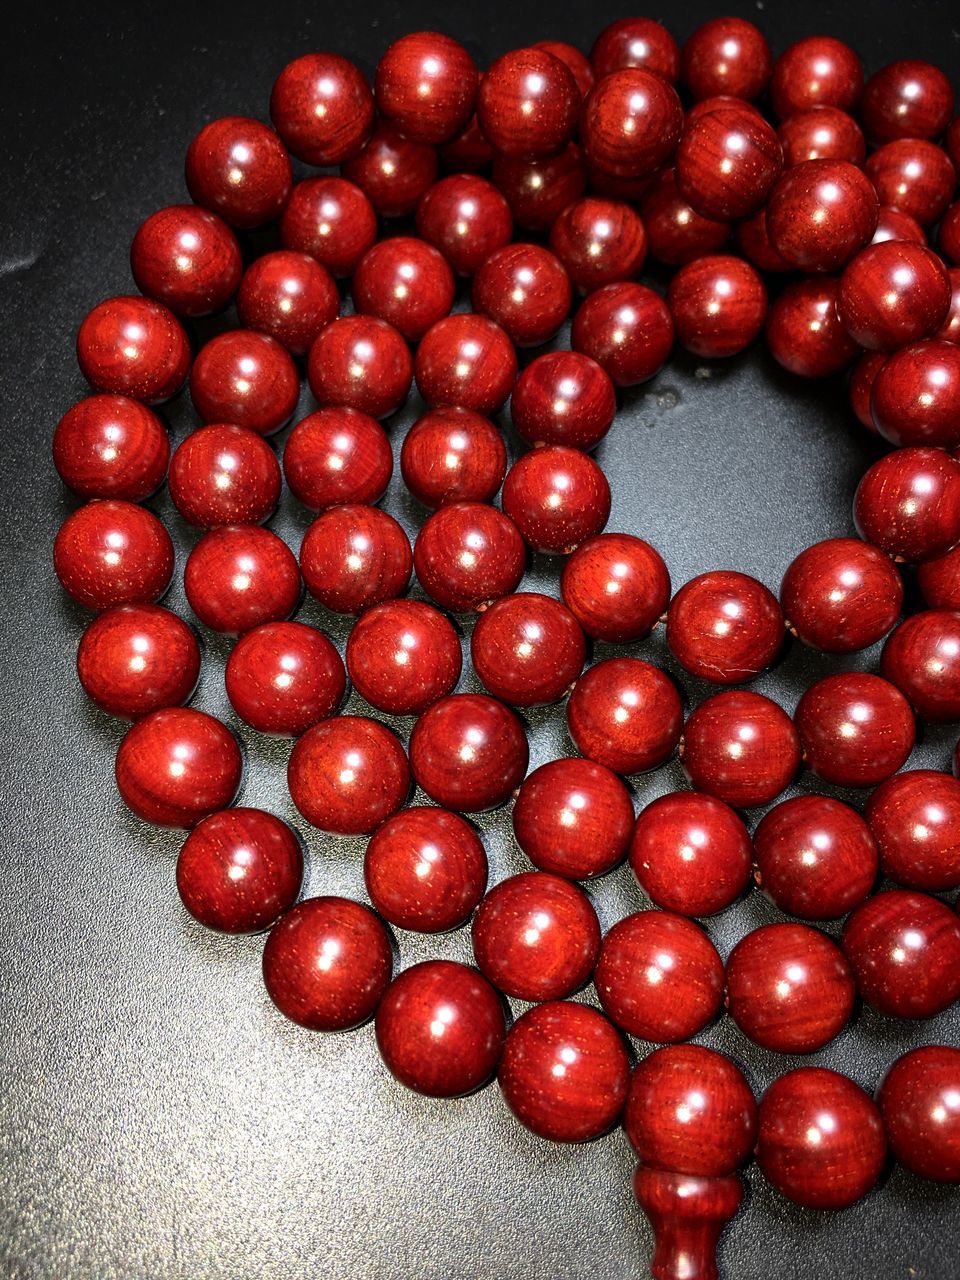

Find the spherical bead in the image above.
[
  {"left": 225, "top": 621, "right": 346, "bottom": 736},
  {"left": 280, "top": 176, "right": 378, "bottom": 277},
  {"left": 881, "top": 608, "right": 960, "bottom": 722},
  {"left": 54, "top": 500, "right": 173, "bottom": 611},
  {"left": 269, "top": 52, "right": 374, "bottom": 165},
  {"left": 873, "top": 205, "right": 927, "bottom": 246},
  {"left": 374, "top": 31, "right": 478, "bottom": 144},
  {"left": 667, "top": 255, "right": 767, "bottom": 358},
  {"left": 184, "top": 525, "right": 300, "bottom": 634},
  {"left": 860, "top": 60, "right": 955, "bottom": 143},
  {"left": 561, "top": 533, "right": 671, "bottom": 642},
  {"left": 413, "top": 502, "right": 525, "bottom": 613},
  {"left": 871, "top": 340, "right": 960, "bottom": 449},
  {"left": 512, "top": 757, "right": 634, "bottom": 880},
  {"left": 185, "top": 116, "right": 292, "bottom": 229},
  {"left": 307, "top": 316, "right": 413, "bottom": 421},
  {"left": 548, "top": 198, "right": 647, "bottom": 293},
  {"left": 590, "top": 18, "right": 680, "bottom": 82},
  {"left": 837, "top": 241, "right": 951, "bottom": 351},
  {"left": 567, "top": 656, "right": 682, "bottom": 776},
  {"left": 780, "top": 537, "right": 903, "bottom": 652},
  {"left": 794, "top": 672, "right": 915, "bottom": 788},
  {"left": 640, "top": 167, "right": 730, "bottom": 266},
  {"left": 52, "top": 395, "right": 169, "bottom": 501},
  {"left": 580, "top": 69, "right": 682, "bottom": 179},
  {"left": 352, "top": 236, "right": 455, "bottom": 343},
  {"left": 766, "top": 278, "right": 860, "bottom": 378},
  {"left": 502, "top": 446, "right": 610, "bottom": 555},
  {"left": 866, "top": 139, "right": 956, "bottom": 227},
  {"left": 283, "top": 407, "right": 392, "bottom": 512},
  {"left": 415, "top": 314, "right": 517, "bottom": 415},
  {"left": 300, "top": 504, "right": 411, "bottom": 615},
  {"left": 867, "top": 769, "right": 960, "bottom": 891},
  {"left": 879, "top": 1046, "right": 960, "bottom": 1183},
  {"left": 533, "top": 40, "right": 594, "bottom": 99},
  {"left": 287, "top": 715, "right": 409, "bottom": 835},
  {"left": 346, "top": 599, "right": 461, "bottom": 716},
  {"left": 571, "top": 282, "right": 675, "bottom": 387},
  {"left": 477, "top": 48, "right": 580, "bottom": 160},
  {"left": 130, "top": 205, "right": 241, "bottom": 317},
  {"left": 76, "top": 603, "right": 200, "bottom": 719},
  {"left": 676, "top": 107, "right": 782, "bottom": 221},
  {"left": 666, "top": 570, "right": 783, "bottom": 683},
  {"left": 853, "top": 447, "right": 960, "bottom": 562},
  {"left": 736, "top": 208, "right": 792, "bottom": 272},
  {"left": 190, "top": 330, "right": 299, "bottom": 436},
  {"left": 917, "top": 544, "right": 960, "bottom": 609},
  {"left": 680, "top": 690, "right": 801, "bottom": 809},
  {"left": 471, "top": 592, "right": 585, "bottom": 707},
  {"left": 342, "top": 125, "right": 439, "bottom": 218},
  {"left": 766, "top": 160, "right": 878, "bottom": 272},
  {"left": 491, "top": 144, "right": 586, "bottom": 232},
  {"left": 408, "top": 692, "right": 528, "bottom": 812},
  {"left": 400, "top": 407, "right": 506, "bottom": 510},
  {"left": 77, "top": 295, "right": 190, "bottom": 404},
  {"left": 778, "top": 106, "right": 866, "bottom": 167},
  {"left": 681, "top": 17, "right": 771, "bottom": 102},
  {"left": 168, "top": 424, "right": 281, "bottom": 528},
  {"left": 415, "top": 174, "right": 513, "bottom": 276},
  {"left": 511, "top": 352, "right": 615, "bottom": 452},
  {"left": 236, "top": 250, "right": 339, "bottom": 356},
  {"left": 471, "top": 243, "right": 571, "bottom": 347},
  {"left": 770, "top": 37, "right": 863, "bottom": 118}
]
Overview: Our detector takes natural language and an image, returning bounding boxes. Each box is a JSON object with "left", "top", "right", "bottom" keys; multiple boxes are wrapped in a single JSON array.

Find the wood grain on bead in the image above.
[
  {"left": 287, "top": 715, "right": 409, "bottom": 835},
  {"left": 300, "top": 504, "right": 411, "bottom": 615},
  {"left": 860, "top": 59, "right": 954, "bottom": 143},
  {"left": 76, "top": 603, "right": 200, "bottom": 719},
  {"left": 184, "top": 525, "right": 301, "bottom": 633},
  {"left": 415, "top": 174, "right": 513, "bottom": 276},
  {"left": 854, "top": 447, "right": 960, "bottom": 562},
  {"left": 794, "top": 671, "right": 915, "bottom": 788},
  {"left": 770, "top": 36, "right": 863, "bottom": 118},
  {"left": 837, "top": 241, "right": 951, "bottom": 351},
  {"left": 130, "top": 205, "right": 242, "bottom": 317},
  {"left": 502, "top": 446, "right": 610, "bottom": 555},
  {"left": 667, "top": 255, "right": 767, "bottom": 358},
  {"left": 766, "top": 278, "right": 860, "bottom": 378},
  {"left": 77, "top": 295, "right": 190, "bottom": 404},
  {"left": 225, "top": 621, "right": 346, "bottom": 736},
  {"left": 374, "top": 31, "right": 478, "bottom": 145},
  {"left": 400, "top": 408, "right": 506, "bottom": 510},
  {"left": 676, "top": 107, "right": 782, "bottom": 221},
  {"left": 409, "top": 692, "right": 528, "bottom": 812},
  {"left": 185, "top": 115, "right": 292, "bottom": 229},
  {"left": 413, "top": 501, "right": 525, "bottom": 613},
  {"left": 237, "top": 250, "right": 339, "bottom": 356},
  {"left": 477, "top": 48, "right": 580, "bottom": 160},
  {"left": 471, "top": 592, "right": 585, "bottom": 707},
  {"left": 881, "top": 609, "right": 960, "bottom": 721},
  {"left": 590, "top": 17, "right": 679, "bottom": 81},
  {"left": 867, "top": 769, "right": 960, "bottom": 891},
  {"left": 346, "top": 598, "right": 461, "bottom": 717},
  {"left": 54, "top": 500, "right": 174, "bottom": 611},
  {"left": 270, "top": 53, "right": 375, "bottom": 165},
  {"left": 190, "top": 330, "right": 299, "bottom": 436},
  {"left": 343, "top": 125, "right": 439, "bottom": 218},
  {"left": 778, "top": 107, "right": 866, "bottom": 167},
  {"left": 878, "top": 1046, "right": 960, "bottom": 1183},
  {"left": 666, "top": 570, "right": 783, "bottom": 683},
  {"left": 169, "top": 424, "right": 281, "bottom": 528},
  {"left": 512, "top": 757, "right": 634, "bottom": 880},
  {"left": 766, "top": 160, "right": 878, "bottom": 272},
  {"left": 511, "top": 352, "right": 616, "bottom": 451},
  {"left": 549, "top": 197, "right": 647, "bottom": 293},
  {"left": 580, "top": 69, "right": 682, "bottom": 178},
  {"left": 633, "top": 1167, "right": 743, "bottom": 1280},
  {"left": 780, "top": 537, "right": 903, "bottom": 652},
  {"left": 471, "top": 243, "right": 571, "bottom": 347},
  {"left": 871, "top": 341, "right": 960, "bottom": 449},
  {"left": 561, "top": 532, "right": 671, "bottom": 642},
  {"left": 567, "top": 656, "right": 682, "bottom": 776},
  {"left": 641, "top": 168, "right": 730, "bottom": 266},
  {"left": 280, "top": 176, "right": 378, "bottom": 277},
  {"left": 353, "top": 236, "right": 455, "bottom": 343},
  {"left": 681, "top": 17, "right": 772, "bottom": 102},
  {"left": 571, "top": 282, "right": 675, "bottom": 387},
  {"left": 866, "top": 139, "right": 955, "bottom": 227},
  {"left": 680, "top": 690, "right": 801, "bottom": 809},
  {"left": 491, "top": 144, "right": 586, "bottom": 232},
  {"left": 284, "top": 408, "right": 393, "bottom": 512},
  {"left": 307, "top": 315, "right": 413, "bottom": 420},
  {"left": 52, "top": 396, "right": 170, "bottom": 501},
  {"left": 415, "top": 313, "right": 517, "bottom": 415}
]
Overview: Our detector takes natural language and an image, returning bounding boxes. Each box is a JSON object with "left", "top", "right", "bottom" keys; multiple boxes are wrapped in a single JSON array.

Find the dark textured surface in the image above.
[{"left": 2, "top": 2, "right": 959, "bottom": 1278}]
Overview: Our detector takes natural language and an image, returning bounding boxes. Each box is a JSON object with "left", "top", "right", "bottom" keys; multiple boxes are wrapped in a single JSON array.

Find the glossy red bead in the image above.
[
  {"left": 283, "top": 407, "right": 392, "bottom": 512},
  {"left": 667, "top": 570, "right": 783, "bottom": 684},
  {"left": 640, "top": 167, "right": 730, "bottom": 266},
  {"left": 780, "top": 537, "right": 903, "bottom": 652},
  {"left": 860, "top": 60, "right": 954, "bottom": 143},
  {"left": 413, "top": 501, "right": 525, "bottom": 613},
  {"left": 867, "top": 769, "right": 960, "bottom": 891},
  {"left": 287, "top": 715, "right": 409, "bottom": 835},
  {"left": 346, "top": 598, "right": 461, "bottom": 716},
  {"left": 561, "top": 533, "right": 671, "bottom": 643},
  {"left": 307, "top": 315, "right": 412, "bottom": 421},
  {"left": 409, "top": 692, "right": 528, "bottom": 812},
  {"left": 866, "top": 139, "right": 956, "bottom": 227},
  {"left": 190, "top": 330, "right": 299, "bottom": 436},
  {"left": 567, "top": 656, "right": 682, "bottom": 776},
  {"left": 375, "top": 959, "right": 505, "bottom": 1098},
  {"left": 879, "top": 1046, "right": 960, "bottom": 1183},
  {"left": 185, "top": 115, "right": 292, "bottom": 229},
  {"left": 753, "top": 795, "right": 878, "bottom": 920},
  {"left": 629, "top": 791, "right": 752, "bottom": 917},
  {"left": 871, "top": 340, "right": 960, "bottom": 449},
  {"left": 472, "top": 872, "right": 599, "bottom": 1002},
  {"left": 854, "top": 447, "right": 960, "bottom": 562},
  {"left": 353, "top": 236, "right": 455, "bottom": 343},
  {"left": 624, "top": 1044, "right": 757, "bottom": 1176},
  {"left": 838, "top": 241, "right": 951, "bottom": 351},
  {"left": 374, "top": 31, "right": 478, "bottom": 145},
  {"left": 595, "top": 910, "right": 723, "bottom": 1042},
  {"left": 735, "top": 208, "right": 793, "bottom": 273},
  {"left": 873, "top": 205, "right": 927, "bottom": 247},
  {"left": 115, "top": 707, "right": 242, "bottom": 828},
  {"left": 225, "top": 620, "right": 345, "bottom": 736},
  {"left": 280, "top": 176, "right": 378, "bottom": 278},
  {"left": 185, "top": 525, "right": 300, "bottom": 634},
  {"left": 491, "top": 143, "right": 586, "bottom": 233},
  {"left": 400, "top": 407, "right": 506, "bottom": 510},
  {"left": 54, "top": 500, "right": 173, "bottom": 611},
  {"left": 632, "top": 1168, "right": 743, "bottom": 1280},
  {"left": 237, "top": 250, "right": 339, "bottom": 356},
  {"left": 548, "top": 197, "right": 647, "bottom": 293},
  {"left": 169, "top": 424, "right": 280, "bottom": 528},
  {"left": 77, "top": 295, "right": 190, "bottom": 404},
  {"left": 590, "top": 18, "right": 679, "bottom": 82},
  {"left": 571, "top": 282, "right": 675, "bottom": 387},
  {"left": 681, "top": 690, "right": 801, "bottom": 809},
  {"left": 364, "top": 806, "right": 487, "bottom": 933},
  {"left": 681, "top": 17, "right": 771, "bottom": 102},
  {"left": 676, "top": 107, "right": 782, "bottom": 221},
  {"left": 342, "top": 124, "right": 439, "bottom": 218},
  {"left": 512, "top": 756, "right": 634, "bottom": 880},
  {"left": 581, "top": 69, "right": 682, "bottom": 179},
  {"left": 300, "top": 504, "right": 411, "bottom": 615},
  {"left": 778, "top": 106, "right": 866, "bottom": 167},
  {"left": 767, "top": 160, "right": 878, "bottom": 272},
  {"left": 917, "top": 543, "right": 960, "bottom": 608},
  {"left": 477, "top": 48, "right": 580, "bottom": 160},
  {"left": 499, "top": 1002, "right": 628, "bottom": 1143},
  {"left": 795, "top": 672, "right": 915, "bottom": 788},
  {"left": 502, "top": 446, "right": 610, "bottom": 555},
  {"left": 263, "top": 896, "right": 391, "bottom": 1031},
  {"left": 52, "top": 395, "right": 169, "bottom": 501},
  {"left": 472, "top": 243, "right": 571, "bottom": 347},
  {"left": 770, "top": 37, "right": 863, "bottom": 118},
  {"left": 415, "top": 174, "right": 513, "bottom": 277},
  {"left": 176, "top": 808, "right": 302, "bottom": 933},
  {"left": 130, "top": 205, "right": 241, "bottom": 317},
  {"left": 757, "top": 1068, "right": 886, "bottom": 1209},
  {"left": 471, "top": 592, "right": 584, "bottom": 707},
  {"left": 842, "top": 888, "right": 960, "bottom": 1018},
  {"left": 533, "top": 40, "right": 594, "bottom": 100},
  {"left": 766, "top": 278, "right": 860, "bottom": 378},
  {"left": 76, "top": 603, "right": 200, "bottom": 719},
  {"left": 415, "top": 314, "right": 517, "bottom": 415},
  {"left": 881, "top": 608, "right": 960, "bottom": 721},
  {"left": 668, "top": 255, "right": 767, "bottom": 358},
  {"left": 936, "top": 267, "right": 960, "bottom": 342},
  {"left": 513, "top": 361, "right": 613, "bottom": 463},
  {"left": 270, "top": 52, "right": 374, "bottom": 165}
]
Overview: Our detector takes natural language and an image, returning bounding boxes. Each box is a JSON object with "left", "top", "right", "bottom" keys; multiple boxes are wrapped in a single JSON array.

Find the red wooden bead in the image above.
[
  {"left": 937, "top": 267, "right": 960, "bottom": 343},
  {"left": 374, "top": 31, "right": 478, "bottom": 145},
  {"left": 625, "top": 1044, "right": 757, "bottom": 1176},
  {"left": 681, "top": 17, "right": 771, "bottom": 102},
  {"left": 375, "top": 959, "right": 505, "bottom": 1097},
  {"left": 510, "top": 352, "right": 615, "bottom": 453},
  {"left": 780, "top": 536, "right": 903, "bottom": 652},
  {"left": 581, "top": 69, "right": 682, "bottom": 179},
  {"left": 353, "top": 236, "right": 455, "bottom": 343},
  {"left": 364, "top": 806, "right": 487, "bottom": 933},
  {"left": 917, "top": 543, "right": 960, "bottom": 608},
  {"left": 415, "top": 174, "right": 513, "bottom": 276},
  {"left": 279, "top": 176, "right": 378, "bottom": 277},
  {"left": 115, "top": 707, "right": 242, "bottom": 828},
  {"left": 640, "top": 167, "right": 730, "bottom": 266},
  {"left": 855, "top": 447, "right": 960, "bottom": 563},
  {"left": 185, "top": 115, "right": 291, "bottom": 229},
  {"left": 176, "top": 808, "right": 302, "bottom": 933},
  {"left": 838, "top": 241, "right": 951, "bottom": 351},
  {"left": 471, "top": 592, "right": 584, "bottom": 707},
  {"left": 263, "top": 896, "right": 391, "bottom": 1031},
  {"left": 633, "top": 1168, "right": 743, "bottom": 1280},
  {"left": 871, "top": 340, "right": 960, "bottom": 449},
  {"left": 735, "top": 208, "right": 792, "bottom": 273},
  {"left": 236, "top": 250, "right": 339, "bottom": 356},
  {"left": 54, "top": 500, "right": 173, "bottom": 611},
  {"left": 561, "top": 532, "right": 671, "bottom": 643},
  {"left": 861, "top": 60, "right": 955, "bottom": 143},
  {"left": 753, "top": 795, "right": 878, "bottom": 920},
  {"left": 185, "top": 525, "right": 300, "bottom": 634},
  {"left": 342, "top": 124, "right": 438, "bottom": 218},
  {"left": 630, "top": 791, "right": 752, "bottom": 917},
  {"left": 472, "top": 872, "right": 599, "bottom": 1001},
  {"left": 52, "top": 395, "right": 169, "bottom": 501},
  {"left": 512, "top": 756, "right": 634, "bottom": 880},
  {"left": 413, "top": 501, "right": 525, "bottom": 612},
  {"left": 287, "top": 715, "right": 409, "bottom": 835},
  {"left": 676, "top": 107, "right": 782, "bottom": 221},
  {"left": 269, "top": 52, "right": 374, "bottom": 165},
  {"left": 400, "top": 407, "right": 506, "bottom": 510},
  {"left": 499, "top": 1002, "right": 628, "bottom": 1143},
  {"left": 169, "top": 424, "right": 280, "bottom": 528},
  {"left": 591, "top": 18, "right": 679, "bottom": 82},
  {"left": 666, "top": 570, "right": 783, "bottom": 683},
  {"left": 595, "top": 910, "right": 723, "bottom": 1042},
  {"left": 849, "top": 351, "right": 887, "bottom": 431},
  {"left": 307, "top": 315, "right": 412, "bottom": 421},
  {"left": 502, "top": 446, "right": 610, "bottom": 555},
  {"left": 867, "top": 769, "right": 960, "bottom": 891},
  {"left": 767, "top": 278, "right": 860, "bottom": 378},
  {"left": 681, "top": 690, "right": 801, "bottom": 809},
  {"left": 300, "top": 504, "right": 411, "bottom": 615},
  {"left": 942, "top": 203, "right": 960, "bottom": 266},
  {"left": 549, "top": 197, "right": 647, "bottom": 293},
  {"left": 472, "top": 243, "right": 571, "bottom": 347},
  {"left": 225, "top": 620, "right": 345, "bottom": 736},
  {"left": 873, "top": 205, "right": 927, "bottom": 246},
  {"left": 77, "top": 295, "right": 189, "bottom": 404},
  {"left": 491, "top": 143, "right": 586, "bottom": 232},
  {"left": 866, "top": 139, "right": 956, "bottom": 227},
  {"left": 567, "top": 656, "right": 682, "bottom": 776},
  {"left": 571, "top": 282, "right": 675, "bottom": 387},
  {"left": 778, "top": 106, "right": 866, "bottom": 167},
  {"left": 76, "top": 603, "right": 200, "bottom": 719},
  {"left": 842, "top": 888, "right": 960, "bottom": 1018},
  {"left": 477, "top": 48, "right": 580, "bottom": 159},
  {"left": 533, "top": 40, "right": 594, "bottom": 100},
  {"left": 757, "top": 1068, "right": 886, "bottom": 1209},
  {"left": 879, "top": 1045, "right": 960, "bottom": 1183},
  {"left": 794, "top": 672, "right": 915, "bottom": 788},
  {"left": 346, "top": 598, "right": 461, "bottom": 716},
  {"left": 409, "top": 692, "right": 528, "bottom": 812},
  {"left": 190, "top": 330, "right": 299, "bottom": 436},
  {"left": 770, "top": 37, "right": 863, "bottom": 119},
  {"left": 667, "top": 254, "right": 767, "bottom": 358},
  {"left": 882, "top": 608, "right": 960, "bottom": 721},
  {"left": 283, "top": 407, "right": 392, "bottom": 512},
  {"left": 767, "top": 160, "right": 878, "bottom": 272},
  {"left": 415, "top": 313, "right": 517, "bottom": 415},
  {"left": 726, "top": 922, "right": 855, "bottom": 1054},
  {"left": 130, "top": 205, "right": 241, "bottom": 317}
]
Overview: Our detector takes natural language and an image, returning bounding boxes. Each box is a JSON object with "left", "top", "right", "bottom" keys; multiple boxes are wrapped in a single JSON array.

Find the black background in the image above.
[{"left": 2, "top": 2, "right": 960, "bottom": 1277}]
